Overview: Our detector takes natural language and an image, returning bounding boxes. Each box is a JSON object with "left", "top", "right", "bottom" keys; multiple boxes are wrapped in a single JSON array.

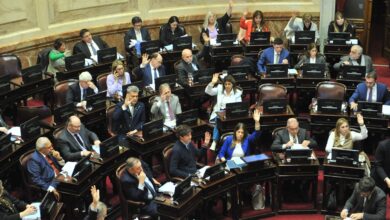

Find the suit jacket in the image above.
[
  {"left": 66, "top": 83, "right": 97, "bottom": 106},
  {"left": 372, "top": 139, "right": 390, "bottom": 193},
  {"left": 56, "top": 125, "right": 99, "bottom": 161},
  {"left": 124, "top": 27, "right": 151, "bottom": 53},
  {"left": 334, "top": 54, "right": 375, "bottom": 74},
  {"left": 150, "top": 94, "right": 182, "bottom": 121},
  {"left": 112, "top": 101, "right": 145, "bottom": 135},
  {"left": 0, "top": 191, "right": 27, "bottom": 220},
  {"left": 200, "top": 12, "right": 231, "bottom": 44},
  {"left": 135, "top": 63, "right": 166, "bottom": 88},
  {"left": 271, "top": 128, "right": 317, "bottom": 151},
  {"left": 27, "top": 150, "right": 61, "bottom": 190},
  {"left": 344, "top": 184, "right": 386, "bottom": 220},
  {"left": 294, "top": 54, "right": 328, "bottom": 70},
  {"left": 176, "top": 56, "right": 200, "bottom": 87},
  {"left": 170, "top": 140, "right": 205, "bottom": 178},
  {"left": 83, "top": 208, "right": 98, "bottom": 220},
  {"left": 257, "top": 47, "right": 290, "bottom": 73},
  {"left": 218, "top": 130, "right": 262, "bottom": 160},
  {"left": 159, "top": 24, "right": 186, "bottom": 46},
  {"left": 349, "top": 82, "right": 390, "bottom": 105},
  {"left": 73, "top": 36, "right": 109, "bottom": 58}
]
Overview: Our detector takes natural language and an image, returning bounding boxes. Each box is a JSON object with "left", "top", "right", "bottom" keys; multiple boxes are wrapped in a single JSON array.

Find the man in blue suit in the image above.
[
  {"left": 135, "top": 52, "right": 166, "bottom": 90},
  {"left": 349, "top": 72, "right": 390, "bottom": 111},
  {"left": 112, "top": 85, "right": 145, "bottom": 147},
  {"left": 257, "top": 37, "right": 289, "bottom": 73},
  {"left": 27, "top": 137, "right": 62, "bottom": 200}
]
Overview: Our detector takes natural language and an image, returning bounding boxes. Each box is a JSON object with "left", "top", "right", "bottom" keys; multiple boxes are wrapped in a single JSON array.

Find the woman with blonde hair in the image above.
[
  {"left": 328, "top": 11, "right": 355, "bottom": 37},
  {"left": 106, "top": 60, "right": 131, "bottom": 100}
]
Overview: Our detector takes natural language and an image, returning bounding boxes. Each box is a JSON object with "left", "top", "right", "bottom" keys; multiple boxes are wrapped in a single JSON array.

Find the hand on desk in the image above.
[
  {"left": 0, "top": 127, "right": 8, "bottom": 133},
  {"left": 301, "top": 140, "right": 310, "bottom": 148},
  {"left": 340, "top": 209, "right": 348, "bottom": 219},
  {"left": 81, "top": 150, "right": 92, "bottom": 157},
  {"left": 19, "top": 204, "right": 37, "bottom": 218},
  {"left": 282, "top": 59, "right": 289, "bottom": 64},
  {"left": 285, "top": 140, "right": 294, "bottom": 148},
  {"left": 126, "top": 130, "right": 138, "bottom": 136},
  {"left": 350, "top": 212, "right": 363, "bottom": 220},
  {"left": 53, "top": 189, "right": 61, "bottom": 201},
  {"left": 153, "top": 178, "right": 161, "bottom": 186},
  {"left": 343, "top": 61, "right": 351, "bottom": 66}
]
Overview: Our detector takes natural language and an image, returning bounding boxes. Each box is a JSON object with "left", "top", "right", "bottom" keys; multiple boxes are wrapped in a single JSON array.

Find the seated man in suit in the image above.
[
  {"left": 120, "top": 157, "right": 160, "bottom": 217},
  {"left": 170, "top": 125, "right": 210, "bottom": 178},
  {"left": 150, "top": 83, "right": 182, "bottom": 125},
  {"left": 27, "top": 137, "right": 61, "bottom": 200},
  {"left": 349, "top": 72, "right": 390, "bottom": 111},
  {"left": 73, "top": 28, "right": 109, "bottom": 59},
  {"left": 66, "top": 71, "right": 99, "bottom": 107},
  {"left": 56, "top": 115, "right": 101, "bottom": 161},
  {"left": 271, "top": 118, "right": 317, "bottom": 151},
  {"left": 84, "top": 185, "right": 107, "bottom": 220},
  {"left": 371, "top": 138, "right": 390, "bottom": 195},
  {"left": 334, "top": 45, "right": 375, "bottom": 74},
  {"left": 340, "top": 177, "right": 386, "bottom": 220},
  {"left": 135, "top": 53, "right": 166, "bottom": 91},
  {"left": 257, "top": 37, "right": 289, "bottom": 74},
  {"left": 112, "top": 85, "right": 145, "bottom": 147}
]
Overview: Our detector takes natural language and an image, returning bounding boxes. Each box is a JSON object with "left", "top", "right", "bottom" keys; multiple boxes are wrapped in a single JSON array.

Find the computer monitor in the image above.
[
  {"left": 228, "top": 65, "right": 251, "bottom": 81},
  {"left": 193, "top": 68, "right": 215, "bottom": 84},
  {"left": 122, "top": 81, "right": 144, "bottom": 97},
  {"left": 173, "top": 175, "right": 192, "bottom": 201},
  {"left": 225, "top": 101, "right": 249, "bottom": 118},
  {"left": 176, "top": 109, "right": 198, "bottom": 126},
  {"left": 295, "top": 31, "right": 315, "bottom": 44},
  {"left": 250, "top": 32, "right": 270, "bottom": 45},
  {"left": 331, "top": 148, "right": 359, "bottom": 166},
  {"left": 40, "top": 191, "right": 56, "bottom": 219},
  {"left": 65, "top": 53, "right": 85, "bottom": 71},
  {"left": 358, "top": 101, "right": 382, "bottom": 117},
  {"left": 73, "top": 154, "right": 92, "bottom": 179},
  {"left": 22, "top": 64, "right": 43, "bottom": 84},
  {"left": 286, "top": 148, "right": 312, "bottom": 159},
  {"left": 341, "top": 65, "right": 365, "bottom": 80},
  {"left": 97, "top": 47, "right": 117, "bottom": 64},
  {"left": 0, "top": 75, "right": 11, "bottom": 94},
  {"left": 328, "top": 32, "right": 350, "bottom": 44},
  {"left": 317, "top": 99, "right": 342, "bottom": 114},
  {"left": 141, "top": 40, "right": 160, "bottom": 55},
  {"left": 203, "top": 161, "right": 226, "bottom": 178},
  {"left": 263, "top": 98, "right": 287, "bottom": 114},
  {"left": 20, "top": 116, "right": 41, "bottom": 141},
  {"left": 0, "top": 133, "right": 12, "bottom": 157},
  {"left": 173, "top": 36, "right": 192, "bottom": 51},
  {"left": 266, "top": 64, "right": 288, "bottom": 78},
  {"left": 155, "top": 74, "right": 176, "bottom": 91},
  {"left": 217, "top": 33, "right": 236, "bottom": 46},
  {"left": 100, "top": 136, "right": 119, "bottom": 159},
  {"left": 85, "top": 92, "right": 106, "bottom": 110},
  {"left": 301, "top": 63, "right": 326, "bottom": 78},
  {"left": 142, "top": 119, "right": 164, "bottom": 140},
  {"left": 53, "top": 103, "right": 75, "bottom": 125}
]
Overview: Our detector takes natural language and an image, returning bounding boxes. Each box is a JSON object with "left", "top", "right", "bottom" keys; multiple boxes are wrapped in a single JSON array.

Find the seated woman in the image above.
[
  {"left": 238, "top": 10, "right": 269, "bottom": 44},
  {"left": 294, "top": 43, "right": 327, "bottom": 70},
  {"left": 159, "top": 16, "right": 186, "bottom": 47},
  {"left": 47, "top": 38, "right": 71, "bottom": 76},
  {"left": 106, "top": 60, "right": 131, "bottom": 101},
  {"left": 325, "top": 114, "right": 367, "bottom": 154},
  {"left": 328, "top": 11, "right": 355, "bottom": 38},
  {"left": 217, "top": 109, "right": 261, "bottom": 161},
  {"left": 200, "top": 0, "right": 232, "bottom": 45},
  {"left": 205, "top": 74, "right": 242, "bottom": 150},
  {"left": 284, "top": 13, "right": 319, "bottom": 43}
]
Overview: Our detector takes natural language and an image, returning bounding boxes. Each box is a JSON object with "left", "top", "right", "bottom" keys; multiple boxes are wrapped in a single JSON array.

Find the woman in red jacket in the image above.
[{"left": 239, "top": 10, "right": 269, "bottom": 44}]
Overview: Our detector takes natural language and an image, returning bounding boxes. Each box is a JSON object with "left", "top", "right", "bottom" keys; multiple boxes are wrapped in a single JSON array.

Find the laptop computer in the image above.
[
  {"left": 217, "top": 33, "right": 236, "bottom": 46},
  {"left": 225, "top": 101, "right": 249, "bottom": 118},
  {"left": 317, "top": 99, "right": 342, "bottom": 114},
  {"left": 155, "top": 74, "right": 176, "bottom": 91},
  {"left": 100, "top": 136, "right": 120, "bottom": 159},
  {"left": 72, "top": 154, "right": 92, "bottom": 179},
  {"left": 173, "top": 36, "right": 192, "bottom": 51},
  {"left": 53, "top": 103, "right": 75, "bottom": 125},
  {"left": 176, "top": 109, "right": 198, "bottom": 126},
  {"left": 142, "top": 119, "right": 164, "bottom": 140},
  {"left": 266, "top": 64, "right": 288, "bottom": 78},
  {"left": 228, "top": 65, "right": 250, "bottom": 81},
  {"left": 20, "top": 116, "right": 41, "bottom": 141},
  {"left": 302, "top": 63, "right": 326, "bottom": 78},
  {"left": 65, "top": 53, "right": 85, "bottom": 71},
  {"left": 358, "top": 101, "right": 382, "bottom": 117},
  {"left": 341, "top": 65, "right": 365, "bottom": 80},
  {"left": 85, "top": 92, "right": 106, "bottom": 110},
  {"left": 295, "top": 31, "right": 315, "bottom": 44},
  {"left": 263, "top": 98, "right": 287, "bottom": 114},
  {"left": 328, "top": 32, "right": 350, "bottom": 45},
  {"left": 141, "top": 40, "right": 160, "bottom": 55},
  {"left": 250, "top": 32, "right": 270, "bottom": 45},
  {"left": 97, "top": 47, "right": 117, "bottom": 64},
  {"left": 22, "top": 64, "right": 43, "bottom": 84},
  {"left": 193, "top": 68, "right": 215, "bottom": 84}
]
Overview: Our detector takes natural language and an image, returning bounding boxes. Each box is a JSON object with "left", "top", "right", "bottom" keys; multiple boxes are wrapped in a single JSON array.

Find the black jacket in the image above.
[
  {"left": 124, "top": 27, "right": 151, "bottom": 53},
  {"left": 0, "top": 191, "right": 27, "bottom": 220},
  {"left": 73, "top": 36, "right": 109, "bottom": 58},
  {"left": 200, "top": 12, "right": 231, "bottom": 44},
  {"left": 159, "top": 24, "right": 186, "bottom": 46}
]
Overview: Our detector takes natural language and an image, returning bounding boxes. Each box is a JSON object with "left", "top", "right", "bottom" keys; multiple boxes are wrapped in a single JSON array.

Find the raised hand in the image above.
[
  {"left": 357, "top": 113, "right": 364, "bottom": 125},
  {"left": 91, "top": 185, "right": 100, "bottom": 206},
  {"left": 211, "top": 73, "right": 219, "bottom": 85},
  {"left": 253, "top": 109, "right": 261, "bottom": 122},
  {"left": 204, "top": 131, "right": 211, "bottom": 146},
  {"left": 141, "top": 53, "right": 150, "bottom": 65}
]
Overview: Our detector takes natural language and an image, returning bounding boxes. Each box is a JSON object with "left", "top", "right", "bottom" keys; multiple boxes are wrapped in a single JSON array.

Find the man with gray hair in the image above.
[
  {"left": 66, "top": 71, "right": 99, "bottom": 106},
  {"left": 84, "top": 185, "right": 108, "bottom": 220},
  {"left": 27, "top": 137, "right": 62, "bottom": 200},
  {"left": 112, "top": 85, "right": 145, "bottom": 147},
  {"left": 150, "top": 83, "right": 182, "bottom": 124},
  {"left": 334, "top": 45, "right": 375, "bottom": 74}
]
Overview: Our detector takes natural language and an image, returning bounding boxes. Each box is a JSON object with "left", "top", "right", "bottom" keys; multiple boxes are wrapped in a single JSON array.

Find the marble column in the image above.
[{"left": 319, "top": 0, "right": 336, "bottom": 53}]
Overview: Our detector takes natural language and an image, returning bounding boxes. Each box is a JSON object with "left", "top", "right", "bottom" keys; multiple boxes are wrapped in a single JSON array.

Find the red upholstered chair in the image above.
[
  {"left": 0, "top": 54, "right": 22, "bottom": 79},
  {"left": 54, "top": 79, "right": 78, "bottom": 107},
  {"left": 162, "top": 144, "right": 184, "bottom": 182},
  {"left": 106, "top": 104, "right": 117, "bottom": 137},
  {"left": 316, "top": 81, "right": 346, "bottom": 101},
  {"left": 96, "top": 72, "right": 109, "bottom": 91},
  {"left": 257, "top": 83, "right": 287, "bottom": 105},
  {"left": 36, "top": 48, "right": 52, "bottom": 73},
  {"left": 230, "top": 55, "right": 245, "bottom": 66},
  {"left": 17, "top": 105, "right": 53, "bottom": 126}
]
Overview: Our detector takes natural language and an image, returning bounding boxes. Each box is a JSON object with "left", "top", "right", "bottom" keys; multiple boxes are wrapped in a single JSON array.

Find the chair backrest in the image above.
[
  {"left": 316, "top": 81, "right": 346, "bottom": 101},
  {"left": 37, "top": 48, "right": 52, "bottom": 73},
  {"left": 257, "top": 83, "right": 287, "bottom": 104},
  {"left": 0, "top": 54, "right": 22, "bottom": 79},
  {"left": 115, "top": 163, "right": 129, "bottom": 219},
  {"left": 272, "top": 127, "right": 286, "bottom": 139},
  {"left": 97, "top": 72, "right": 109, "bottom": 91},
  {"left": 225, "top": 21, "right": 233, "bottom": 34},
  {"left": 106, "top": 104, "right": 117, "bottom": 137},
  {"left": 131, "top": 66, "right": 142, "bottom": 82},
  {"left": 17, "top": 105, "right": 52, "bottom": 125},
  {"left": 54, "top": 79, "right": 78, "bottom": 107},
  {"left": 162, "top": 143, "right": 175, "bottom": 181},
  {"left": 217, "top": 132, "right": 234, "bottom": 153},
  {"left": 230, "top": 55, "right": 245, "bottom": 66},
  {"left": 19, "top": 149, "right": 35, "bottom": 187}
]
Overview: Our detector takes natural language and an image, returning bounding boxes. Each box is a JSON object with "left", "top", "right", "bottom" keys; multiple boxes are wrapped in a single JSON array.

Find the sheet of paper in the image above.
[
  {"left": 288, "top": 68, "right": 298, "bottom": 75},
  {"left": 62, "top": 161, "right": 77, "bottom": 176},
  {"left": 382, "top": 105, "right": 390, "bottom": 116},
  {"left": 92, "top": 145, "right": 100, "bottom": 154},
  {"left": 117, "top": 53, "right": 124, "bottom": 59},
  {"left": 210, "top": 38, "right": 217, "bottom": 46},
  {"left": 291, "top": 144, "right": 305, "bottom": 150},
  {"left": 8, "top": 126, "right": 21, "bottom": 136},
  {"left": 85, "top": 58, "right": 94, "bottom": 66},
  {"left": 197, "top": 165, "right": 210, "bottom": 178},
  {"left": 231, "top": 157, "right": 245, "bottom": 166},
  {"left": 164, "top": 44, "right": 173, "bottom": 51},
  {"left": 158, "top": 181, "right": 175, "bottom": 196},
  {"left": 22, "top": 202, "right": 41, "bottom": 220}
]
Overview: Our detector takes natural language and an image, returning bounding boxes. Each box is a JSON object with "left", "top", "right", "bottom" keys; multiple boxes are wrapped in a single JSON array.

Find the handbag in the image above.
[{"left": 252, "top": 184, "right": 265, "bottom": 210}]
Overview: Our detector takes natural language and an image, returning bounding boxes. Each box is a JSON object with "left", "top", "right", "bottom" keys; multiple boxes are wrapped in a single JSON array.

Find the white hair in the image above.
[
  {"left": 79, "top": 71, "right": 92, "bottom": 81},
  {"left": 89, "top": 201, "right": 107, "bottom": 219},
  {"left": 286, "top": 118, "right": 299, "bottom": 127},
  {"left": 127, "top": 85, "right": 139, "bottom": 94},
  {"left": 351, "top": 45, "right": 363, "bottom": 55},
  {"left": 36, "top": 137, "right": 50, "bottom": 150}
]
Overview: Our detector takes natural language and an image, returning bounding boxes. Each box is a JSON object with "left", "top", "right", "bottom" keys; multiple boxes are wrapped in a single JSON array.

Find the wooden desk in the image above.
[
  {"left": 127, "top": 131, "right": 175, "bottom": 156},
  {"left": 274, "top": 153, "right": 319, "bottom": 213},
  {"left": 90, "top": 147, "right": 130, "bottom": 177},
  {"left": 210, "top": 45, "right": 243, "bottom": 63},
  {"left": 322, "top": 160, "right": 364, "bottom": 215},
  {"left": 156, "top": 187, "right": 202, "bottom": 220},
  {"left": 244, "top": 44, "right": 271, "bottom": 59},
  {"left": 260, "top": 76, "right": 295, "bottom": 91},
  {"left": 57, "top": 61, "right": 113, "bottom": 82}
]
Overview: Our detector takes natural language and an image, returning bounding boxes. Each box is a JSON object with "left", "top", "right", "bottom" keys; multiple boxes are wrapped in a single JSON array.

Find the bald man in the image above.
[
  {"left": 56, "top": 115, "right": 101, "bottom": 161},
  {"left": 134, "top": 52, "right": 166, "bottom": 90},
  {"left": 271, "top": 118, "right": 317, "bottom": 151},
  {"left": 334, "top": 45, "right": 375, "bottom": 74}
]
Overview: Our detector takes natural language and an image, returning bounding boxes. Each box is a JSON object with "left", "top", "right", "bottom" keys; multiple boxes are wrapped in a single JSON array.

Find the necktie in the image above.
[
  {"left": 82, "top": 88, "right": 88, "bottom": 100},
  {"left": 153, "top": 68, "right": 158, "bottom": 79},
  {"left": 275, "top": 53, "right": 280, "bottom": 64},
  {"left": 293, "top": 136, "right": 297, "bottom": 144},
  {"left": 144, "top": 178, "right": 156, "bottom": 198},
  {"left": 74, "top": 134, "right": 86, "bottom": 151},
  {"left": 46, "top": 156, "right": 60, "bottom": 176},
  {"left": 91, "top": 43, "right": 97, "bottom": 56},
  {"left": 167, "top": 101, "right": 175, "bottom": 120},
  {"left": 367, "top": 88, "right": 373, "bottom": 102}
]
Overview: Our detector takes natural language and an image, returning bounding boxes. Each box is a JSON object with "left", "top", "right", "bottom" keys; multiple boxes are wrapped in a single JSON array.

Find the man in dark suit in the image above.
[
  {"left": 56, "top": 115, "right": 101, "bottom": 161},
  {"left": 112, "top": 85, "right": 145, "bottom": 147},
  {"left": 271, "top": 118, "right": 317, "bottom": 151},
  {"left": 341, "top": 177, "right": 386, "bottom": 220},
  {"left": 257, "top": 37, "right": 289, "bottom": 73},
  {"left": 120, "top": 157, "right": 160, "bottom": 216},
  {"left": 334, "top": 45, "right": 375, "bottom": 74},
  {"left": 170, "top": 125, "right": 210, "bottom": 178},
  {"left": 135, "top": 53, "right": 166, "bottom": 90},
  {"left": 349, "top": 72, "right": 390, "bottom": 111},
  {"left": 66, "top": 71, "right": 99, "bottom": 107},
  {"left": 124, "top": 16, "right": 151, "bottom": 54},
  {"left": 372, "top": 138, "right": 390, "bottom": 195},
  {"left": 73, "top": 28, "right": 109, "bottom": 59},
  {"left": 27, "top": 137, "right": 61, "bottom": 200}
]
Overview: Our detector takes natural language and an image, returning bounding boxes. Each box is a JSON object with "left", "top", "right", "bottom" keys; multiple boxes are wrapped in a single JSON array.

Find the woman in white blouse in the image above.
[
  {"left": 325, "top": 114, "right": 367, "bottom": 153},
  {"left": 205, "top": 73, "right": 242, "bottom": 150},
  {"left": 294, "top": 43, "right": 327, "bottom": 70}
]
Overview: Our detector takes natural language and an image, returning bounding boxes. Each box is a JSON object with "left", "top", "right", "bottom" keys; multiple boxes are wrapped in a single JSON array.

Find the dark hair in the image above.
[
  {"left": 273, "top": 37, "right": 283, "bottom": 45},
  {"left": 168, "top": 16, "right": 180, "bottom": 25},
  {"left": 358, "top": 177, "right": 376, "bottom": 193},
  {"left": 305, "top": 43, "right": 318, "bottom": 57},
  {"left": 149, "top": 52, "right": 160, "bottom": 60},
  {"left": 366, "top": 72, "right": 377, "bottom": 80},
  {"left": 231, "top": 123, "right": 248, "bottom": 148},
  {"left": 79, "top": 29, "right": 90, "bottom": 38},
  {"left": 176, "top": 125, "right": 192, "bottom": 138},
  {"left": 252, "top": 10, "right": 265, "bottom": 29},
  {"left": 53, "top": 38, "right": 65, "bottom": 50},
  {"left": 131, "top": 16, "right": 142, "bottom": 25},
  {"left": 223, "top": 75, "right": 238, "bottom": 94}
]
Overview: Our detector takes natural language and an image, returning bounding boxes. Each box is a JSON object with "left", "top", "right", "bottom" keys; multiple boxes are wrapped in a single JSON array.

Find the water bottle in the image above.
[{"left": 188, "top": 72, "right": 193, "bottom": 86}]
